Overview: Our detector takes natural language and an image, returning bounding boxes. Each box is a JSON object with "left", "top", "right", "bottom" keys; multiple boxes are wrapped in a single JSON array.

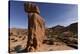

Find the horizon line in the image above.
[{"left": 9, "top": 22, "right": 78, "bottom": 29}]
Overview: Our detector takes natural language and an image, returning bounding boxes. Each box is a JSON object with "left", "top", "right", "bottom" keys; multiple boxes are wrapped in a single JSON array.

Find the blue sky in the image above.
[{"left": 9, "top": 1, "right": 78, "bottom": 29}]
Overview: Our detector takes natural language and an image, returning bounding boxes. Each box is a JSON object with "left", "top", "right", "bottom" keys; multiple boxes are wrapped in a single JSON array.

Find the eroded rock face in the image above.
[
  {"left": 24, "top": 2, "right": 40, "bottom": 14},
  {"left": 24, "top": 2, "right": 45, "bottom": 52}
]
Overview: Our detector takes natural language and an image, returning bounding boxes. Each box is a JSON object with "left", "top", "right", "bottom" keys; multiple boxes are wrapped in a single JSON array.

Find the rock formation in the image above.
[{"left": 24, "top": 2, "right": 45, "bottom": 52}]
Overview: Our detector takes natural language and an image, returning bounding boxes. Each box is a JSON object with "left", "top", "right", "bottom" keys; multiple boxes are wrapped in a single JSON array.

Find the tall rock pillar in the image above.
[{"left": 24, "top": 2, "right": 45, "bottom": 52}]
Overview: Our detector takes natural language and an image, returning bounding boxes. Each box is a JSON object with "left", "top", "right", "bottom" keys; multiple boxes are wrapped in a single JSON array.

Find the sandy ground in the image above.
[
  {"left": 36, "top": 42, "right": 74, "bottom": 52},
  {"left": 9, "top": 28, "right": 76, "bottom": 53}
]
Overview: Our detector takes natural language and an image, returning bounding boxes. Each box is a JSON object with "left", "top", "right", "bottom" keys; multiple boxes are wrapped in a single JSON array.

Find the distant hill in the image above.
[
  {"left": 66, "top": 23, "right": 78, "bottom": 34},
  {"left": 47, "top": 22, "right": 78, "bottom": 35}
]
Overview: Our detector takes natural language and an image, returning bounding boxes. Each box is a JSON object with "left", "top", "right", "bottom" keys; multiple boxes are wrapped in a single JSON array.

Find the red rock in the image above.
[{"left": 24, "top": 2, "right": 45, "bottom": 52}]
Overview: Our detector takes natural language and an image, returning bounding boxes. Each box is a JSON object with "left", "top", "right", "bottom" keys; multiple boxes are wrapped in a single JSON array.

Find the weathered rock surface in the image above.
[
  {"left": 24, "top": 2, "right": 45, "bottom": 52},
  {"left": 24, "top": 2, "right": 40, "bottom": 14}
]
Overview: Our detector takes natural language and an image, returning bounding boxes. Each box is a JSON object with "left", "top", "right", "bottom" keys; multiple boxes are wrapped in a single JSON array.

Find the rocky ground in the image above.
[
  {"left": 9, "top": 28, "right": 28, "bottom": 53},
  {"left": 9, "top": 27, "right": 77, "bottom": 53}
]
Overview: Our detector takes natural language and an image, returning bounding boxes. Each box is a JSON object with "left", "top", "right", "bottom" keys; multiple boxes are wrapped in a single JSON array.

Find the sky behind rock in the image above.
[{"left": 9, "top": 1, "right": 78, "bottom": 29}]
